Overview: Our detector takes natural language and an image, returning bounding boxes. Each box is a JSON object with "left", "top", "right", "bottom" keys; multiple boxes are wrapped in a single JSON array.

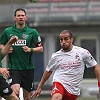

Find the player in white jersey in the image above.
[{"left": 31, "top": 30, "right": 100, "bottom": 100}]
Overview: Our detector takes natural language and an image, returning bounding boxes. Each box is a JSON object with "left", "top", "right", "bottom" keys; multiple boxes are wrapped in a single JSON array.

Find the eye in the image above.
[
  {"left": 22, "top": 15, "right": 25, "bottom": 17},
  {"left": 17, "top": 15, "right": 20, "bottom": 17},
  {"left": 60, "top": 38, "right": 63, "bottom": 41},
  {"left": 64, "top": 37, "right": 69, "bottom": 40}
]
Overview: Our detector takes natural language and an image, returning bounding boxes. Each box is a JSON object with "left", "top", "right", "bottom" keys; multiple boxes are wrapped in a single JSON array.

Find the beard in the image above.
[
  {"left": 18, "top": 20, "right": 24, "bottom": 25},
  {"left": 62, "top": 45, "right": 70, "bottom": 50},
  {"left": 19, "top": 23, "right": 24, "bottom": 26},
  {"left": 62, "top": 47, "right": 68, "bottom": 50}
]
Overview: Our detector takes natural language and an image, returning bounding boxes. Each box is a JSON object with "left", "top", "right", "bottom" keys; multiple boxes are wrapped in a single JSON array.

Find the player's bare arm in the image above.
[
  {"left": 22, "top": 46, "right": 43, "bottom": 53},
  {"left": 0, "top": 44, "right": 5, "bottom": 51},
  {"left": 31, "top": 70, "right": 52, "bottom": 98},
  {"left": 94, "top": 64, "right": 100, "bottom": 92},
  {"left": 94, "top": 64, "right": 100, "bottom": 82},
  {"left": 0, "top": 44, "right": 13, "bottom": 54},
  {"left": 1, "top": 36, "right": 18, "bottom": 58}
]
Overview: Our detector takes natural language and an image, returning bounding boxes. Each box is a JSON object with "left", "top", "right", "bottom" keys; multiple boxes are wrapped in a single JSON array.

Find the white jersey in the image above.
[{"left": 46, "top": 45, "right": 97, "bottom": 95}]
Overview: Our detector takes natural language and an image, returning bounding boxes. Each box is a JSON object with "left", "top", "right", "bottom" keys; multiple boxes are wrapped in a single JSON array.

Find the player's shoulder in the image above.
[
  {"left": 51, "top": 50, "right": 62, "bottom": 58},
  {"left": 73, "top": 45, "right": 88, "bottom": 53},
  {"left": 27, "top": 27, "right": 35, "bottom": 30},
  {"left": 27, "top": 27, "right": 39, "bottom": 36},
  {"left": 4, "top": 26, "right": 13, "bottom": 31},
  {"left": 27, "top": 26, "right": 37, "bottom": 32},
  {"left": 73, "top": 45, "right": 86, "bottom": 50}
]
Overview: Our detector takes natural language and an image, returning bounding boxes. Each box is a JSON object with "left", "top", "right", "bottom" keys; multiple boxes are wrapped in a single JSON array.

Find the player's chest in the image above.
[
  {"left": 57, "top": 53, "right": 83, "bottom": 68},
  {"left": 8, "top": 31, "right": 32, "bottom": 39},
  {"left": 8, "top": 32, "right": 33, "bottom": 46}
]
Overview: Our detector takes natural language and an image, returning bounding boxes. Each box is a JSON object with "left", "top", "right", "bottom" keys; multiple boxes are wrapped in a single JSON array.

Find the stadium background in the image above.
[{"left": 0, "top": 0, "right": 100, "bottom": 99}]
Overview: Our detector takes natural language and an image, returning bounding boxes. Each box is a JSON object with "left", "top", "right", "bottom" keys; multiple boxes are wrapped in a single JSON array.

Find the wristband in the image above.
[
  {"left": 98, "top": 82, "right": 100, "bottom": 87},
  {"left": 31, "top": 48, "right": 34, "bottom": 52}
]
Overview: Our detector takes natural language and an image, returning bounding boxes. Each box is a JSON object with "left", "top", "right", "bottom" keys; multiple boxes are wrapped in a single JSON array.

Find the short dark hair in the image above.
[
  {"left": 60, "top": 30, "right": 73, "bottom": 38},
  {"left": 14, "top": 8, "right": 26, "bottom": 16}
]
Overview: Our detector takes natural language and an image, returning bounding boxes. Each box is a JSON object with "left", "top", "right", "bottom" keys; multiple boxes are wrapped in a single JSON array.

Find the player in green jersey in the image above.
[
  {"left": 0, "top": 8, "right": 43, "bottom": 100},
  {"left": 0, "top": 36, "right": 19, "bottom": 100}
]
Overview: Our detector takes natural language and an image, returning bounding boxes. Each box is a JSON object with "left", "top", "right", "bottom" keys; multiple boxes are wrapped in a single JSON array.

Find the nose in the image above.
[
  {"left": 62, "top": 39, "right": 66, "bottom": 43},
  {"left": 19, "top": 15, "right": 23, "bottom": 18},
  {"left": 20, "top": 16, "right": 23, "bottom": 18}
]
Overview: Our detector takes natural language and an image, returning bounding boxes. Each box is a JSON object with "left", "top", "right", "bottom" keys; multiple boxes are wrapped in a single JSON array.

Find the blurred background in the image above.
[{"left": 1, "top": 0, "right": 100, "bottom": 99}]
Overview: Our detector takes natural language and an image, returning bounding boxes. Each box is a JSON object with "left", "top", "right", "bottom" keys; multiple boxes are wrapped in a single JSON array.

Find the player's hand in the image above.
[
  {"left": 22, "top": 46, "right": 31, "bottom": 52},
  {"left": 8, "top": 47, "right": 13, "bottom": 53},
  {"left": 9, "top": 36, "right": 18, "bottom": 44},
  {"left": 31, "top": 88, "right": 42, "bottom": 98},
  {"left": 0, "top": 68, "right": 10, "bottom": 78}
]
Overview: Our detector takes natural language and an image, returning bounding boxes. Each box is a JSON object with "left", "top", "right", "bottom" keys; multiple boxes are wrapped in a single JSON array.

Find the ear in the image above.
[
  {"left": 25, "top": 16, "right": 27, "bottom": 21},
  {"left": 71, "top": 37, "right": 74, "bottom": 43},
  {"left": 14, "top": 16, "right": 16, "bottom": 21}
]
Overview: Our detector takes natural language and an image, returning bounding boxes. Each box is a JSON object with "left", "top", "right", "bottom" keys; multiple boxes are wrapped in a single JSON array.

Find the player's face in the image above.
[
  {"left": 14, "top": 10, "right": 27, "bottom": 25},
  {"left": 60, "top": 32, "right": 73, "bottom": 51}
]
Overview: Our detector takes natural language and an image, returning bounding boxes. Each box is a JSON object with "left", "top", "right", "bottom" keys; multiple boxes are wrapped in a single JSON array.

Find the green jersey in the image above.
[{"left": 0, "top": 25, "right": 42, "bottom": 70}]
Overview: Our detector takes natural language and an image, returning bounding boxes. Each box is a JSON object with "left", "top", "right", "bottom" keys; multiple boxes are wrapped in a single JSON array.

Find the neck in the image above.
[
  {"left": 62, "top": 45, "right": 73, "bottom": 52},
  {"left": 16, "top": 23, "right": 25, "bottom": 29}
]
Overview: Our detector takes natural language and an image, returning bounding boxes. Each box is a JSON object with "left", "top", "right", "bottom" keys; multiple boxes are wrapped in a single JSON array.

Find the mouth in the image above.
[
  {"left": 19, "top": 20, "right": 23, "bottom": 22},
  {"left": 62, "top": 44, "right": 66, "bottom": 47},
  {"left": 19, "top": 19, "right": 23, "bottom": 21}
]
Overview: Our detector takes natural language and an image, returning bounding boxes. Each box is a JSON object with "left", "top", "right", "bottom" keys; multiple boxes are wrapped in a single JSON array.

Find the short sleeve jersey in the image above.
[
  {"left": 46, "top": 46, "right": 97, "bottom": 96},
  {"left": 0, "top": 25, "right": 42, "bottom": 70}
]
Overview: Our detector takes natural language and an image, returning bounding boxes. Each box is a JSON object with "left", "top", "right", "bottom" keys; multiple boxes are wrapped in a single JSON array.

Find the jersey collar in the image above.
[{"left": 13, "top": 24, "right": 28, "bottom": 32}]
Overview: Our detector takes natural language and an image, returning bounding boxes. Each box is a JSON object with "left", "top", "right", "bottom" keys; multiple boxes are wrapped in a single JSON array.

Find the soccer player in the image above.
[
  {"left": 0, "top": 36, "right": 19, "bottom": 100},
  {"left": 0, "top": 8, "right": 43, "bottom": 100},
  {"left": 31, "top": 30, "right": 100, "bottom": 100}
]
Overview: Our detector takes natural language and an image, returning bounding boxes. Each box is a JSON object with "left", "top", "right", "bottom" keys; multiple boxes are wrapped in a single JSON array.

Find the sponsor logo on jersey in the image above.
[
  {"left": 3, "top": 88, "right": 9, "bottom": 93},
  {"left": 22, "top": 34, "right": 29, "bottom": 39},
  {"left": 12, "top": 39, "right": 26, "bottom": 46}
]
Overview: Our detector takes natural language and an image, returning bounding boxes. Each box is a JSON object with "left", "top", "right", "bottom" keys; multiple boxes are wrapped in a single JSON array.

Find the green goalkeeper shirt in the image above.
[{"left": 0, "top": 25, "right": 42, "bottom": 70}]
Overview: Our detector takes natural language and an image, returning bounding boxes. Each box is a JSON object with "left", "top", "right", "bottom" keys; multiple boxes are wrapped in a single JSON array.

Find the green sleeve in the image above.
[
  {"left": 32, "top": 29, "right": 40, "bottom": 43},
  {"left": 0, "top": 29, "right": 8, "bottom": 45}
]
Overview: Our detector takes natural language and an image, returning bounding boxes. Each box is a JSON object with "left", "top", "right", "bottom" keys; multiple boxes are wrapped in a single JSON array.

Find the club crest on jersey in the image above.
[
  {"left": 22, "top": 34, "right": 29, "bottom": 39},
  {"left": 12, "top": 39, "right": 26, "bottom": 46},
  {"left": 75, "top": 54, "right": 80, "bottom": 60}
]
